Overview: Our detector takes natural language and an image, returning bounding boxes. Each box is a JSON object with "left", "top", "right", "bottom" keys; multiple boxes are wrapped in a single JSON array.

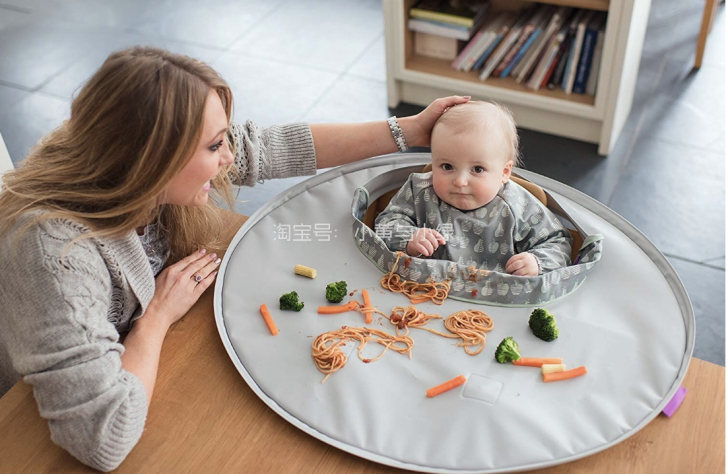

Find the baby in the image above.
[{"left": 375, "top": 101, "right": 572, "bottom": 276}]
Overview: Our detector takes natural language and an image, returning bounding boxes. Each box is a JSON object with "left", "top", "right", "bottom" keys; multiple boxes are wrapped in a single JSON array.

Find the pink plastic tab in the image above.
[{"left": 662, "top": 386, "right": 687, "bottom": 417}]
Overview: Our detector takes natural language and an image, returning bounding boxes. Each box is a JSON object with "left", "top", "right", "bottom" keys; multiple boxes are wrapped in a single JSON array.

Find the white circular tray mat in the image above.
[{"left": 214, "top": 154, "right": 693, "bottom": 473}]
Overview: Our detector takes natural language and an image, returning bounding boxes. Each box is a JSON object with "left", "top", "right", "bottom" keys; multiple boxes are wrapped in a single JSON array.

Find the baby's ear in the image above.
[{"left": 502, "top": 160, "right": 513, "bottom": 183}]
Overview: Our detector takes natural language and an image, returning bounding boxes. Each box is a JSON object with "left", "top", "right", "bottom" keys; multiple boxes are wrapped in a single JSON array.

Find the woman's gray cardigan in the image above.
[{"left": 0, "top": 121, "right": 317, "bottom": 471}]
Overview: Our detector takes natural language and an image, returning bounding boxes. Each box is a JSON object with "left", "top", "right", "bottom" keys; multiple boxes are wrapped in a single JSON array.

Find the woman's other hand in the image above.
[
  {"left": 399, "top": 95, "right": 471, "bottom": 148},
  {"left": 122, "top": 248, "right": 221, "bottom": 407},
  {"left": 146, "top": 248, "right": 221, "bottom": 328}
]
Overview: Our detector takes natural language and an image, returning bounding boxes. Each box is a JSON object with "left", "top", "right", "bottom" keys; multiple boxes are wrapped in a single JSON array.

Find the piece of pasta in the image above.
[
  {"left": 541, "top": 363, "right": 566, "bottom": 374},
  {"left": 294, "top": 264, "right": 317, "bottom": 279}
]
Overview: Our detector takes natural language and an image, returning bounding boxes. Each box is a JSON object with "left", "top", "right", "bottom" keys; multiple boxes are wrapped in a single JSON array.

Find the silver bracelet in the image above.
[{"left": 387, "top": 116, "right": 409, "bottom": 152}]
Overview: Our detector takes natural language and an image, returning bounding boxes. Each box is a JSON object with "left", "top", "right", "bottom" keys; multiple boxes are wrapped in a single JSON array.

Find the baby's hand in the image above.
[
  {"left": 505, "top": 253, "right": 539, "bottom": 276},
  {"left": 406, "top": 228, "right": 446, "bottom": 257}
]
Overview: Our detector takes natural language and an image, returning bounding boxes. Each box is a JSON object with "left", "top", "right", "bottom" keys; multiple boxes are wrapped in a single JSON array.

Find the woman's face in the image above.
[{"left": 162, "top": 91, "right": 234, "bottom": 207}]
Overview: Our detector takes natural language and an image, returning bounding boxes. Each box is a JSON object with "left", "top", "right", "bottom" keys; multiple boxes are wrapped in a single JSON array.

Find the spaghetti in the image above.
[
  {"left": 381, "top": 252, "right": 450, "bottom": 305},
  {"left": 389, "top": 306, "right": 443, "bottom": 336},
  {"left": 388, "top": 306, "right": 494, "bottom": 356},
  {"left": 311, "top": 326, "right": 414, "bottom": 383},
  {"left": 443, "top": 309, "right": 494, "bottom": 355},
  {"left": 355, "top": 300, "right": 388, "bottom": 322}
]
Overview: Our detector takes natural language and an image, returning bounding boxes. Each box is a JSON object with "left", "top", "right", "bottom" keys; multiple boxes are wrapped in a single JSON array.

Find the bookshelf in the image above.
[{"left": 383, "top": 0, "right": 653, "bottom": 155}]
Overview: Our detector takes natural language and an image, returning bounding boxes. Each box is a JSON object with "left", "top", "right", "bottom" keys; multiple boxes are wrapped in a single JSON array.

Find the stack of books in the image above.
[
  {"left": 408, "top": 0, "right": 490, "bottom": 60},
  {"left": 414, "top": 3, "right": 607, "bottom": 96}
]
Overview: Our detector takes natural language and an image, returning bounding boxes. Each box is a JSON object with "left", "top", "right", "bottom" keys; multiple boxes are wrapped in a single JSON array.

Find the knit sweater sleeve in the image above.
[
  {"left": 228, "top": 120, "right": 317, "bottom": 186},
  {"left": 374, "top": 174, "right": 421, "bottom": 252},
  {"left": 0, "top": 221, "right": 147, "bottom": 472}
]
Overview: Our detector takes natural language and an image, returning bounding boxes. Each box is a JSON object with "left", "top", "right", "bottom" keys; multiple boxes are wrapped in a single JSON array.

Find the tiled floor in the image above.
[{"left": 0, "top": 0, "right": 724, "bottom": 365}]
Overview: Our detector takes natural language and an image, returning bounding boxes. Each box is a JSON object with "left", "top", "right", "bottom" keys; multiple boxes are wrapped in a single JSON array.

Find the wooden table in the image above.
[{"left": 0, "top": 212, "right": 724, "bottom": 473}]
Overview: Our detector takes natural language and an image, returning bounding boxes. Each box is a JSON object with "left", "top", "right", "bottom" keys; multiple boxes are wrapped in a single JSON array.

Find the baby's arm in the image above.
[
  {"left": 512, "top": 201, "right": 573, "bottom": 274},
  {"left": 374, "top": 176, "right": 445, "bottom": 256}
]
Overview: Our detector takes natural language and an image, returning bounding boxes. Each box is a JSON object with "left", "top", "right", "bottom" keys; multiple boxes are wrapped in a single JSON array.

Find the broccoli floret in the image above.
[
  {"left": 280, "top": 291, "right": 304, "bottom": 311},
  {"left": 495, "top": 337, "right": 521, "bottom": 364},
  {"left": 529, "top": 308, "right": 559, "bottom": 342},
  {"left": 325, "top": 281, "right": 348, "bottom": 303}
]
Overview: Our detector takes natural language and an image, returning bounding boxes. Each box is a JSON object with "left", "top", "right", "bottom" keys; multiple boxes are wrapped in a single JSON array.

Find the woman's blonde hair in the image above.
[{"left": 0, "top": 46, "right": 238, "bottom": 264}]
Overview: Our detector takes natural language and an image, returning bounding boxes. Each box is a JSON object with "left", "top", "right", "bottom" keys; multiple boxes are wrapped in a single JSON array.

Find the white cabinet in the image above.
[{"left": 383, "top": 0, "right": 652, "bottom": 155}]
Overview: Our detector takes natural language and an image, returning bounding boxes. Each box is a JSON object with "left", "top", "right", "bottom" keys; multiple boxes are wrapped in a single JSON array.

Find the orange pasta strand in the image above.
[
  {"left": 311, "top": 326, "right": 414, "bottom": 383},
  {"left": 381, "top": 252, "right": 451, "bottom": 305},
  {"left": 389, "top": 306, "right": 443, "bottom": 336},
  {"left": 388, "top": 307, "right": 494, "bottom": 355},
  {"left": 442, "top": 310, "right": 494, "bottom": 355}
]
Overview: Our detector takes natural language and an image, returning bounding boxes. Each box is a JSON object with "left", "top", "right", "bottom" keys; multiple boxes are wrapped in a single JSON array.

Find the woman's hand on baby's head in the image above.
[
  {"left": 401, "top": 96, "right": 471, "bottom": 147},
  {"left": 406, "top": 228, "right": 446, "bottom": 257},
  {"left": 505, "top": 253, "right": 539, "bottom": 277}
]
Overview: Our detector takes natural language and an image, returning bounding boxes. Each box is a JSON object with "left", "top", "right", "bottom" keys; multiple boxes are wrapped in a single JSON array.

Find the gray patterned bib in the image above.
[{"left": 352, "top": 166, "right": 603, "bottom": 307}]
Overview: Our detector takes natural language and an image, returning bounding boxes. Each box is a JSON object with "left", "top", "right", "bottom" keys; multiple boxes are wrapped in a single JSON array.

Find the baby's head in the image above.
[{"left": 431, "top": 101, "right": 521, "bottom": 211}]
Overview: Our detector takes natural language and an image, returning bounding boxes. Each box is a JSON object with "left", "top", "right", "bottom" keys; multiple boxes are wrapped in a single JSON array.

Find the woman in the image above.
[{"left": 0, "top": 46, "right": 468, "bottom": 471}]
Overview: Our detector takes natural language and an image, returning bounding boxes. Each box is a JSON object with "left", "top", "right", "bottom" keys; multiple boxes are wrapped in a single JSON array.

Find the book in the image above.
[
  {"left": 451, "top": 28, "right": 487, "bottom": 69},
  {"left": 513, "top": 6, "right": 572, "bottom": 84},
  {"left": 415, "top": 31, "right": 460, "bottom": 60},
  {"left": 539, "top": 30, "right": 565, "bottom": 88},
  {"left": 451, "top": 12, "right": 499, "bottom": 70},
  {"left": 459, "top": 11, "right": 514, "bottom": 71},
  {"left": 479, "top": 10, "right": 530, "bottom": 80},
  {"left": 410, "top": 0, "right": 490, "bottom": 29},
  {"left": 585, "top": 19, "right": 606, "bottom": 95},
  {"left": 545, "top": 32, "right": 571, "bottom": 89},
  {"left": 559, "top": 10, "right": 586, "bottom": 90},
  {"left": 573, "top": 12, "right": 606, "bottom": 94},
  {"left": 547, "top": 10, "right": 579, "bottom": 90},
  {"left": 527, "top": 22, "right": 569, "bottom": 91},
  {"left": 472, "top": 15, "right": 513, "bottom": 70},
  {"left": 560, "top": 10, "right": 587, "bottom": 90},
  {"left": 563, "top": 10, "right": 595, "bottom": 94},
  {"left": 500, "top": 5, "right": 554, "bottom": 78},
  {"left": 494, "top": 5, "right": 551, "bottom": 78},
  {"left": 459, "top": 12, "right": 512, "bottom": 71},
  {"left": 408, "top": 18, "right": 473, "bottom": 41}
]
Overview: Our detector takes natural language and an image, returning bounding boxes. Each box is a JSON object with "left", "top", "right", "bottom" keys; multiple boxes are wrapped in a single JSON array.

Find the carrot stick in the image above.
[
  {"left": 361, "top": 289, "right": 373, "bottom": 323},
  {"left": 513, "top": 357, "right": 563, "bottom": 367},
  {"left": 426, "top": 374, "right": 467, "bottom": 398},
  {"left": 259, "top": 304, "right": 278, "bottom": 336},
  {"left": 543, "top": 366, "right": 588, "bottom": 383},
  {"left": 318, "top": 301, "right": 358, "bottom": 314}
]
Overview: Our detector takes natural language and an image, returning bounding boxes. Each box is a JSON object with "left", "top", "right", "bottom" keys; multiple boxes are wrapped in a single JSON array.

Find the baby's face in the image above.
[{"left": 431, "top": 124, "right": 512, "bottom": 211}]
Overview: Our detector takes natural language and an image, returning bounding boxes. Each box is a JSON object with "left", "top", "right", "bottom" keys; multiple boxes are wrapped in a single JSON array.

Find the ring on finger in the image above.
[{"left": 193, "top": 274, "right": 203, "bottom": 283}]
